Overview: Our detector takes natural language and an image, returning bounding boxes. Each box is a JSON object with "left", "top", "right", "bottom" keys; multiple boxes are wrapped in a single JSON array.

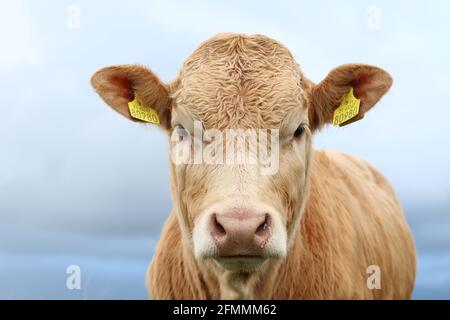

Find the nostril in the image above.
[
  {"left": 255, "top": 214, "right": 271, "bottom": 238},
  {"left": 212, "top": 214, "right": 226, "bottom": 238}
]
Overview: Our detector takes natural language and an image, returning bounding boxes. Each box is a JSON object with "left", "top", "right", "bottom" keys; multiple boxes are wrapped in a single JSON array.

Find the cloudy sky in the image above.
[{"left": 0, "top": 0, "right": 449, "bottom": 299}]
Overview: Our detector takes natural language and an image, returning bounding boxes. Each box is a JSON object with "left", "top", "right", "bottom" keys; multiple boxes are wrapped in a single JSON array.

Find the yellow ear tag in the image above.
[
  {"left": 128, "top": 97, "right": 160, "bottom": 124},
  {"left": 332, "top": 88, "right": 361, "bottom": 126}
]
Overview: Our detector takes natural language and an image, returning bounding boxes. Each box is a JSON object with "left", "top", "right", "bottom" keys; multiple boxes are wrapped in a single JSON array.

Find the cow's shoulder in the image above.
[
  {"left": 292, "top": 149, "right": 416, "bottom": 299},
  {"left": 146, "top": 213, "right": 182, "bottom": 299},
  {"left": 311, "top": 149, "right": 396, "bottom": 197},
  {"left": 147, "top": 212, "right": 214, "bottom": 299}
]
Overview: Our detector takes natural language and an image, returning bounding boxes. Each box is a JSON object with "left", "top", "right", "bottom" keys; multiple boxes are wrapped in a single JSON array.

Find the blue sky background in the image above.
[{"left": 0, "top": 0, "right": 449, "bottom": 299}]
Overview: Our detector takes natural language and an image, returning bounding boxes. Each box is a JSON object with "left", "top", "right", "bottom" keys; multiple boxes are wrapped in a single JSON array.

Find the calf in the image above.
[{"left": 91, "top": 33, "right": 416, "bottom": 299}]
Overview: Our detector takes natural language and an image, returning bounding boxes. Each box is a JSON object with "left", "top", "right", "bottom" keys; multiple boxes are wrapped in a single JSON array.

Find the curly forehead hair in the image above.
[{"left": 171, "top": 33, "right": 308, "bottom": 130}]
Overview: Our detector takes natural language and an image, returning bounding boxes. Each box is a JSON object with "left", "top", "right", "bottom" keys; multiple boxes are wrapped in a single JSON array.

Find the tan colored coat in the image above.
[
  {"left": 91, "top": 33, "right": 416, "bottom": 300},
  {"left": 148, "top": 150, "right": 416, "bottom": 299}
]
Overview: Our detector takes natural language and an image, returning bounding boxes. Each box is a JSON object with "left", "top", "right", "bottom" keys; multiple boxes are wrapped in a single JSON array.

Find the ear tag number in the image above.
[
  {"left": 128, "top": 97, "right": 160, "bottom": 124},
  {"left": 332, "top": 88, "right": 361, "bottom": 126}
]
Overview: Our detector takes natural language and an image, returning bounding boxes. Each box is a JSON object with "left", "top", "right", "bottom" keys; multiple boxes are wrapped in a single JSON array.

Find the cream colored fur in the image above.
[
  {"left": 147, "top": 150, "right": 416, "bottom": 299},
  {"left": 91, "top": 33, "right": 416, "bottom": 300}
]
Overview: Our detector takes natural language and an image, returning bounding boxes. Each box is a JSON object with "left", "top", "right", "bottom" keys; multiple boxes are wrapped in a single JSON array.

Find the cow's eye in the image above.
[
  {"left": 174, "top": 124, "right": 190, "bottom": 138},
  {"left": 293, "top": 125, "right": 305, "bottom": 139}
]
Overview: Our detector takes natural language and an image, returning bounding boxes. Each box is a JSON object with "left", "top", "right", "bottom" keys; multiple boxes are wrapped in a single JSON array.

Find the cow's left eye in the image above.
[
  {"left": 293, "top": 125, "right": 305, "bottom": 139},
  {"left": 174, "top": 124, "right": 190, "bottom": 138}
]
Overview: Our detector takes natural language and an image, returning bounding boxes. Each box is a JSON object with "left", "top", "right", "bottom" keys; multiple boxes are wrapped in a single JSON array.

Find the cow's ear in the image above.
[
  {"left": 91, "top": 64, "right": 172, "bottom": 130},
  {"left": 307, "top": 64, "right": 393, "bottom": 131}
]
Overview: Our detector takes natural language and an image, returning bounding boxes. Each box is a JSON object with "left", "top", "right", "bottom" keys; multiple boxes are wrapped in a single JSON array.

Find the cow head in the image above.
[{"left": 91, "top": 33, "right": 392, "bottom": 298}]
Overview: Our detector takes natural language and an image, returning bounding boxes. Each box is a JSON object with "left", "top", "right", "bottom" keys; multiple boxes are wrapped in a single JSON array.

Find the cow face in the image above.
[{"left": 91, "top": 33, "right": 392, "bottom": 280}]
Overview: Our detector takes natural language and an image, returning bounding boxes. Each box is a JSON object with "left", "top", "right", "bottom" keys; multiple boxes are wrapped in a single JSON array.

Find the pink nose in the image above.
[{"left": 210, "top": 209, "right": 271, "bottom": 256}]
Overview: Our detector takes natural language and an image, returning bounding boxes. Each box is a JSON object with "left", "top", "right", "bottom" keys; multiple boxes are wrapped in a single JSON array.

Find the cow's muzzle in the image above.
[
  {"left": 211, "top": 211, "right": 271, "bottom": 255},
  {"left": 192, "top": 202, "right": 287, "bottom": 272}
]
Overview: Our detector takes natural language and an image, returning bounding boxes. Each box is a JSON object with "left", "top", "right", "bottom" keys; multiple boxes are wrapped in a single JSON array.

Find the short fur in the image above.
[
  {"left": 91, "top": 33, "right": 416, "bottom": 300},
  {"left": 148, "top": 150, "right": 416, "bottom": 299}
]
